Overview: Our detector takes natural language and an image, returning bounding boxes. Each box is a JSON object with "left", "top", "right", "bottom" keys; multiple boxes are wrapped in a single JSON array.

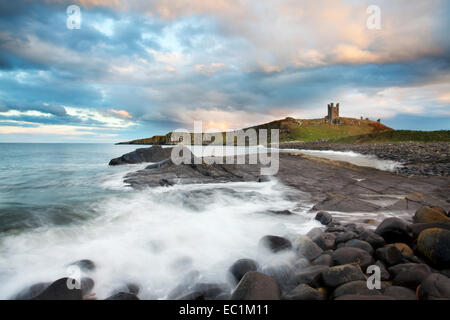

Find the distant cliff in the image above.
[{"left": 116, "top": 116, "right": 393, "bottom": 145}]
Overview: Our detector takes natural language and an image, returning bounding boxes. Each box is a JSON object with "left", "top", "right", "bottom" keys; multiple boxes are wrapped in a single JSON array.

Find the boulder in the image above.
[
  {"left": 335, "top": 231, "right": 358, "bottom": 244},
  {"left": 105, "top": 292, "right": 139, "bottom": 300},
  {"left": 418, "top": 273, "right": 450, "bottom": 300},
  {"left": 408, "top": 222, "right": 450, "bottom": 239},
  {"left": 258, "top": 235, "right": 292, "bottom": 253},
  {"left": 383, "top": 286, "right": 417, "bottom": 300},
  {"left": 312, "top": 254, "right": 333, "bottom": 267},
  {"left": 231, "top": 272, "right": 281, "bottom": 300},
  {"left": 33, "top": 278, "right": 83, "bottom": 300},
  {"left": 295, "top": 235, "right": 323, "bottom": 261},
  {"left": 375, "top": 260, "right": 391, "bottom": 281},
  {"left": 332, "top": 281, "right": 382, "bottom": 299},
  {"left": 388, "top": 263, "right": 431, "bottom": 278},
  {"left": 284, "top": 284, "right": 325, "bottom": 300},
  {"left": 375, "top": 246, "right": 403, "bottom": 266},
  {"left": 332, "top": 247, "right": 374, "bottom": 270},
  {"left": 291, "top": 265, "right": 329, "bottom": 288},
  {"left": 306, "top": 228, "right": 323, "bottom": 240},
  {"left": 260, "top": 264, "right": 295, "bottom": 293},
  {"left": 68, "top": 259, "right": 96, "bottom": 272},
  {"left": 375, "top": 218, "right": 412, "bottom": 244},
  {"left": 345, "top": 239, "right": 374, "bottom": 255},
  {"left": 322, "top": 264, "right": 366, "bottom": 288},
  {"left": 359, "top": 230, "right": 386, "bottom": 248},
  {"left": 315, "top": 211, "right": 332, "bottom": 225},
  {"left": 109, "top": 146, "right": 172, "bottom": 165},
  {"left": 417, "top": 228, "right": 450, "bottom": 268},
  {"left": 229, "top": 259, "right": 259, "bottom": 284},
  {"left": 192, "top": 283, "right": 230, "bottom": 300},
  {"left": 12, "top": 282, "right": 51, "bottom": 300},
  {"left": 413, "top": 206, "right": 449, "bottom": 224},
  {"left": 312, "top": 233, "right": 336, "bottom": 251},
  {"left": 392, "top": 269, "right": 431, "bottom": 290},
  {"left": 387, "top": 243, "right": 414, "bottom": 259}
]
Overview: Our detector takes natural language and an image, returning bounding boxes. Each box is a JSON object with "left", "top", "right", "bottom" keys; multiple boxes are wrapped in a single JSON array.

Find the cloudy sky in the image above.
[{"left": 0, "top": 0, "right": 449, "bottom": 142}]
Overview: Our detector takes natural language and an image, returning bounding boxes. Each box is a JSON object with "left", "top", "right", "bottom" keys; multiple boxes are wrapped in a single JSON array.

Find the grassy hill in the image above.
[
  {"left": 117, "top": 116, "right": 393, "bottom": 145},
  {"left": 329, "top": 130, "right": 450, "bottom": 143}
]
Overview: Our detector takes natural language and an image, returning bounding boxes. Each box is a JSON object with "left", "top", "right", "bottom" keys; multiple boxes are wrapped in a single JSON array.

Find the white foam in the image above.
[{"left": 0, "top": 179, "right": 318, "bottom": 299}]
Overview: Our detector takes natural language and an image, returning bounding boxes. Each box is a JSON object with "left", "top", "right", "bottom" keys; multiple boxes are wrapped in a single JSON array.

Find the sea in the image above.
[{"left": 0, "top": 143, "right": 400, "bottom": 299}]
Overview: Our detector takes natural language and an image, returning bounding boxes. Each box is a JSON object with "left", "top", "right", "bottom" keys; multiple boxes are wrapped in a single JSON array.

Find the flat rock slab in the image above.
[{"left": 121, "top": 150, "right": 449, "bottom": 214}]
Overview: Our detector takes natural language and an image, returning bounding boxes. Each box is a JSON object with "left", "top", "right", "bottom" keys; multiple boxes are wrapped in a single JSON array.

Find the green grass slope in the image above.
[{"left": 329, "top": 130, "right": 450, "bottom": 143}]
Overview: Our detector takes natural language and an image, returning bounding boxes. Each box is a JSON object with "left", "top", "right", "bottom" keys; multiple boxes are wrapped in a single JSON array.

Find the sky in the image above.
[{"left": 0, "top": 0, "right": 449, "bottom": 143}]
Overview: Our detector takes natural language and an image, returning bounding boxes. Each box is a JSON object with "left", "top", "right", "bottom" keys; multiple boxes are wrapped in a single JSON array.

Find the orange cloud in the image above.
[{"left": 108, "top": 109, "right": 132, "bottom": 119}]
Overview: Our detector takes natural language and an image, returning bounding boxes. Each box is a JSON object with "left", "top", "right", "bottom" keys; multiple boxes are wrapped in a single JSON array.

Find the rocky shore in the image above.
[
  {"left": 12, "top": 206, "right": 450, "bottom": 300},
  {"left": 279, "top": 141, "right": 450, "bottom": 177},
  {"left": 11, "top": 145, "right": 449, "bottom": 300}
]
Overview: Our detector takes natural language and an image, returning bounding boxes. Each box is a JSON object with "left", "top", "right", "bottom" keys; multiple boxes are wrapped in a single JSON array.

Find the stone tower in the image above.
[{"left": 327, "top": 102, "right": 340, "bottom": 124}]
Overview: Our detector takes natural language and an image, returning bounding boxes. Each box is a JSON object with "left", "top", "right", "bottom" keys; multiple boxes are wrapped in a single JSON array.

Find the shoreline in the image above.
[{"left": 279, "top": 141, "right": 450, "bottom": 177}]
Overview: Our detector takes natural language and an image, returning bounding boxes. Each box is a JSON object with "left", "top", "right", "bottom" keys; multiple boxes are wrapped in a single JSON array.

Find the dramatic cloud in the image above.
[{"left": 0, "top": 0, "right": 448, "bottom": 142}]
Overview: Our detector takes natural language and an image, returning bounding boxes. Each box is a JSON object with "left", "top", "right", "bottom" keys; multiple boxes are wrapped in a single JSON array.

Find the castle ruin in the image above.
[{"left": 327, "top": 102, "right": 340, "bottom": 124}]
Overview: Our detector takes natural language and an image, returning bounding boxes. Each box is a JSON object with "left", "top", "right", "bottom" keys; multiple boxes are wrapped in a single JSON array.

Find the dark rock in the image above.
[
  {"left": 192, "top": 283, "right": 230, "bottom": 300},
  {"left": 375, "top": 217, "right": 412, "bottom": 244},
  {"left": 312, "top": 233, "right": 336, "bottom": 251},
  {"left": 259, "top": 235, "right": 292, "bottom": 253},
  {"left": 345, "top": 239, "right": 374, "bottom": 255},
  {"left": 335, "top": 231, "right": 358, "bottom": 244},
  {"left": 386, "top": 243, "right": 414, "bottom": 259},
  {"left": 12, "top": 282, "right": 50, "bottom": 300},
  {"left": 375, "top": 246, "right": 403, "bottom": 266},
  {"left": 332, "top": 247, "right": 374, "bottom": 270},
  {"left": 229, "top": 259, "right": 259, "bottom": 284},
  {"left": 322, "top": 264, "right": 366, "bottom": 288},
  {"left": 284, "top": 284, "right": 325, "bottom": 300},
  {"left": 159, "top": 178, "right": 174, "bottom": 187},
  {"left": 145, "top": 158, "right": 171, "bottom": 170},
  {"left": 109, "top": 146, "right": 172, "bottom": 165},
  {"left": 408, "top": 222, "right": 450, "bottom": 239},
  {"left": 312, "top": 254, "right": 333, "bottom": 267},
  {"left": 291, "top": 265, "right": 329, "bottom": 288},
  {"left": 34, "top": 278, "right": 83, "bottom": 300},
  {"left": 306, "top": 228, "right": 323, "bottom": 240},
  {"left": 105, "top": 292, "right": 139, "bottom": 300},
  {"left": 375, "top": 260, "right": 390, "bottom": 281},
  {"left": 231, "top": 272, "right": 281, "bottom": 300},
  {"left": 417, "top": 228, "right": 450, "bottom": 268},
  {"left": 268, "top": 210, "right": 293, "bottom": 215},
  {"left": 418, "top": 273, "right": 450, "bottom": 300},
  {"left": 335, "top": 294, "right": 395, "bottom": 300},
  {"left": 178, "top": 292, "right": 205, "bottom": 300},
  {"left": 359, "top": 230, "right": 386, "bottom": 248},
  {"left": 383, "top": 286, "right": 417, "bottom": 300},
  {"left": 315, "top": 211, "right": 332, "bottom": 225},
  {"left": 80, "top": 277, "right": 95, "bottom": 296},
  {"left": 392, "top": 269, "right": 431, "bottom": 290},
  {"left": 68, "top": 259, "right": 96, "bottom": 272},
  {"left": 326, "top": 225, "right": 346, "bottom": 233},
  {"left": 388, "top": 263, "right": 431, "bottom": 278},
  {"left": 414, "top": 206, "right": 449, "bottom": 224},
  {"left": 260, "top": 264, "right": 295, "bottom": 293},
  {"left": 295, "top": 236, "right": 323, "bottom": 261},
  {"left": 332, "top": 281, "right": 382, "bottom": 299}
]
